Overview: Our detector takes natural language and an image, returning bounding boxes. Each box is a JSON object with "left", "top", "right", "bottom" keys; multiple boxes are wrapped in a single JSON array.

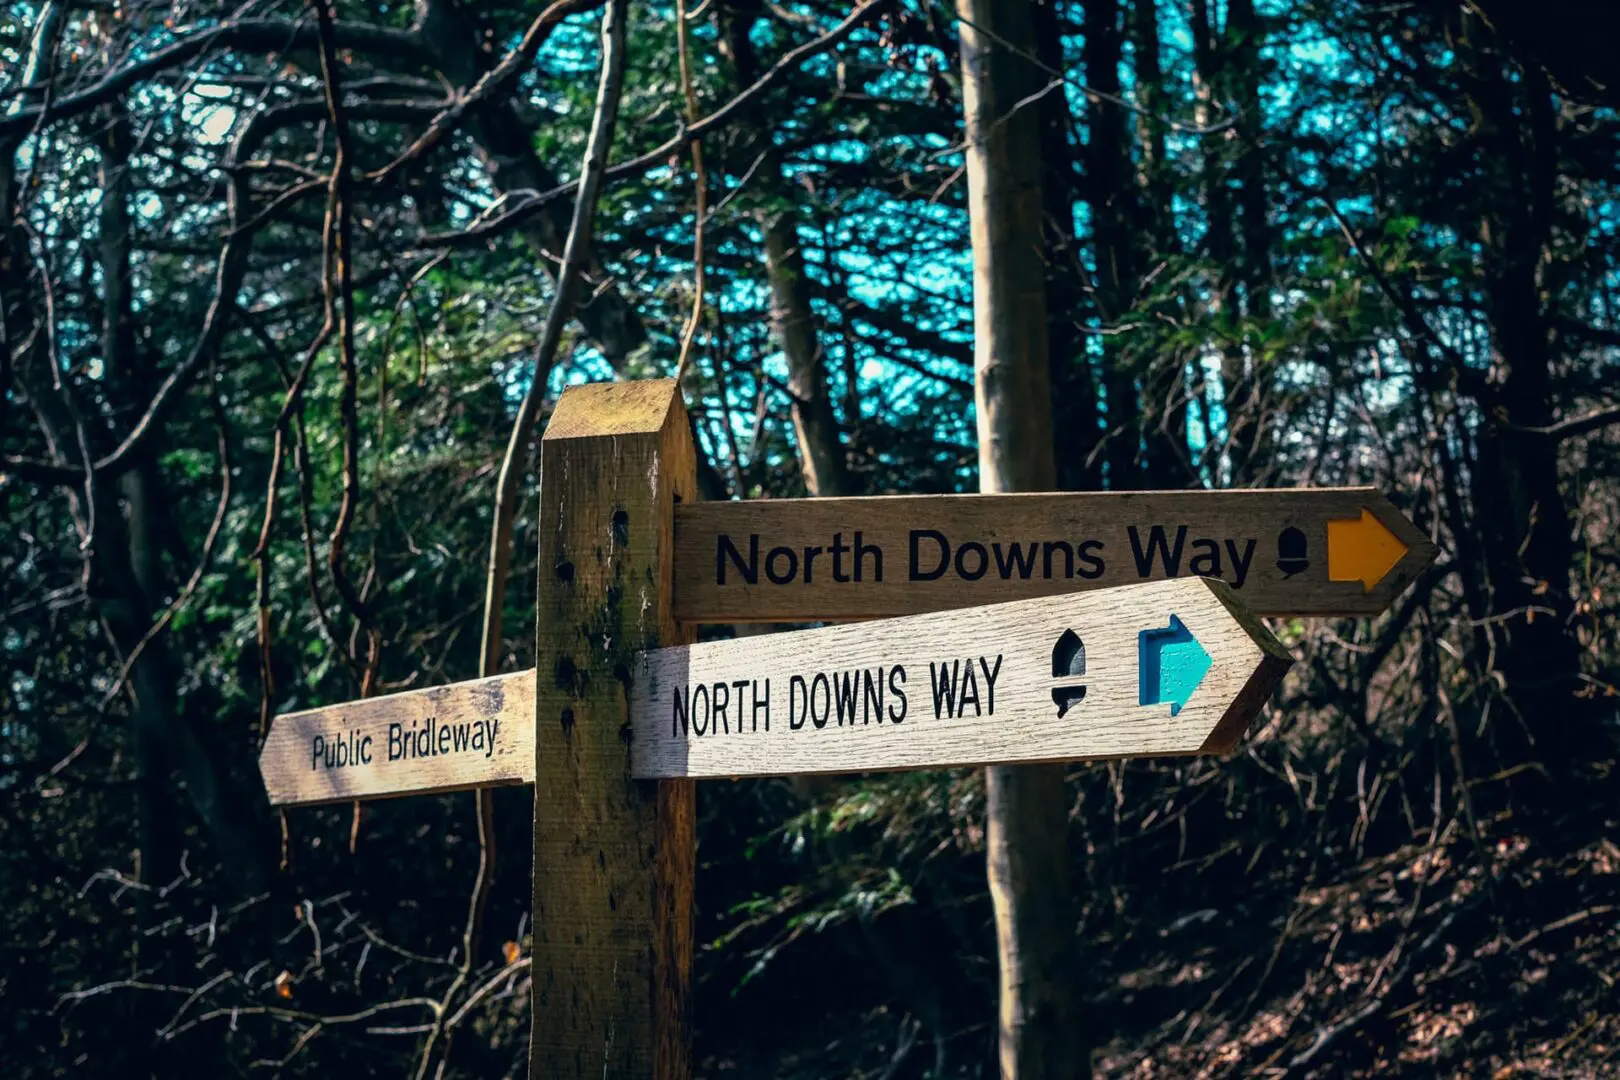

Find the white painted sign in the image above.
[{"left": 627, "top": 577, "right": 1292, "bottom": 779}]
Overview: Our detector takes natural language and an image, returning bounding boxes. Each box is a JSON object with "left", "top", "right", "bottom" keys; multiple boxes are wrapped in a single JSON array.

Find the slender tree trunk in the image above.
[
  {"left": 1134, "top": 0, "right": 1191, "bottom": 488},
  {"left": 94, "top": 102, "right": 266, "bottom": 896},
  {"left": 1189, "top": 0, "right": 1248, "bottom": 484},
  {"left": 1034, "top": 0, "right": 1101, "bottom": 493},
  {"left": 958, "top": 0, "right": 1083, "bottom": 1076},
  {"left": 1462, "top": 48, "right": 1585, "bottom": 758},
  {"left": 1226, "top": 0, "right": 1271, "bottom": 482},
  {"left": 1228, "top": 0, "right": 1269, "bottom": 308},
  {"left": 1133, "top": 0, "right": 1171, "bottom": 259},
  {"left": 717, "top": 0, "right": 855, "bottom": 498},
  {"left": 1083, "top": 0, "right": 1142, "bottom": 491},
  {"left": 97, "top": 104, "right": 178, "bottom": 892},
  {"left": 765, "top": 213, "right": 853, "bottom": 497}
]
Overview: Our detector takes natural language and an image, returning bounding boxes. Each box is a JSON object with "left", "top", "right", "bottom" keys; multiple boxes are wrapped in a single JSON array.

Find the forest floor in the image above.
[
  {"left": 1093, "top": 797, "right": 1620, "bottom": 1077},
  {"left": 696, "top": 764, "right": 1620, "bottom": 1079}
]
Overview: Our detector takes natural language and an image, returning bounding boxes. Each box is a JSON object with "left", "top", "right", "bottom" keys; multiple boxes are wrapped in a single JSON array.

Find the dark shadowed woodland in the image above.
[{"left": 3, "top": 0, "right": 1619, "bottom": 1076}]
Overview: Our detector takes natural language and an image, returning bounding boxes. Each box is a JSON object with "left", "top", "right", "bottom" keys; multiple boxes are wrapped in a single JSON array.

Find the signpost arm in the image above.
[{"left": 530, "top": 379, "right": 696, "bottom": 1080}]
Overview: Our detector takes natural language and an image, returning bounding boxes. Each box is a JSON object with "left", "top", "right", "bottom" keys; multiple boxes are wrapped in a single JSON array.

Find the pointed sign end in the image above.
[
  {"left": 1192, "top": 578, "right": 1294, "bottom": 754},
  {"left": 1194, "top": 578, "right": 1293, "bottom": 664},
  {"left": 1327, "top": 504, "right": 1436, "bottom": 593}
]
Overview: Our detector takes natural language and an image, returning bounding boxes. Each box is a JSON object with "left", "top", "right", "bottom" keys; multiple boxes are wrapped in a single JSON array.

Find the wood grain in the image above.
[
  {"left": 630, "top": 576, "right": 1292, "bottom": 779},
  {"left": 258, "top": 670, "right": 533, "bottom": 807},
  {"left": 530, "top": 379, "right": 695, "bottom": 1080},
  {"left": 672, "top": 487, "right": 1436, "bottom": 622}
]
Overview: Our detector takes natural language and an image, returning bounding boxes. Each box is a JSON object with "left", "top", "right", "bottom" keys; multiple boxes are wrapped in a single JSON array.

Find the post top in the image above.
[{"left": 544, "top": 378, "right": 681, "bottom": 441}]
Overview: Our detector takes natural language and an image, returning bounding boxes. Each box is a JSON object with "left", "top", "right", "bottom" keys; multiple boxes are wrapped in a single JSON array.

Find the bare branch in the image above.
[
  {"left": 1506, "top": 404, "right": 1620, "bottom": 440},
  {"left": 0, "top": 19, "right": 430, "bottom": 139},
  {"left": 673, "top": 0, "right": 709, "bottom": 383},
  {"left": 416, "top": 2, "right": 631, "bottom": 1076},
  {"left": 418, "top": 0, "right": 894, "bottom": 249},
  {"left": 365, "top": 0, "right": 607, "bottom": 182},
  {"left": 313, "top": 0, "right": 381, "bottom": 693}
]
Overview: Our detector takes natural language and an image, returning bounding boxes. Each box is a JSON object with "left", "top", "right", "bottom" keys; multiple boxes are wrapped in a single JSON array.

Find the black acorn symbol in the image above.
[
  {"left": 1276, "top": 526, "right": 1309, "bottom": 578},
  {"left": 1051, "top": 629, "right": 1087, "bottom": 718}
]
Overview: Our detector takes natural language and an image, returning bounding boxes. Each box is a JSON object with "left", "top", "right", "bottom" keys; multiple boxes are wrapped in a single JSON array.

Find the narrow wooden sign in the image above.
[
  {"left": 672, "top": 487, "right": 1436, "bottom": 623},
  {"left": 258, "top": 670, "right": 534, "bottom": 807},
  {"left": 628, "top": 577, "right": 1292, "bottom": 780}
]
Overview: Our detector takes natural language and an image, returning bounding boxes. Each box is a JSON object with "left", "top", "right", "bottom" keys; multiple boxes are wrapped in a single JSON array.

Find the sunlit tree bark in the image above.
[{"left": 958, "top": 0, "right": 1084, "bottom": 1075}]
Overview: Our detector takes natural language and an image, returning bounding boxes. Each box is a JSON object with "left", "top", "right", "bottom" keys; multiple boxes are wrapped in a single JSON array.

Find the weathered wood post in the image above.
[{"left": 531, "top": 379, "right": 696, "bottom": 1079}]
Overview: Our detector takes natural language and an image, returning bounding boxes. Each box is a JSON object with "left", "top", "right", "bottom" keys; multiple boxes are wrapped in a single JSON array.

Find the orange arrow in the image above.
[{"left": 1327, "top": 509, "right": 1408, "bottom": 591}]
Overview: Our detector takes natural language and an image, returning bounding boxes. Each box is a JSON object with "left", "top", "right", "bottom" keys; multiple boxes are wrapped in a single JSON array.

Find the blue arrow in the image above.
[{"left": 1138, "top": 614, "right": 1212, "bottom": 717}]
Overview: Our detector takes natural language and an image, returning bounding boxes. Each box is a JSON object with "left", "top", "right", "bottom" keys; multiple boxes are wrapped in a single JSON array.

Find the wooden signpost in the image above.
[
  {"left": 528, "top": 380, "right": 696, "bottom": 1080},
  {"left": 253, "top": 378, "right": 1436, "bottom": 1078}
]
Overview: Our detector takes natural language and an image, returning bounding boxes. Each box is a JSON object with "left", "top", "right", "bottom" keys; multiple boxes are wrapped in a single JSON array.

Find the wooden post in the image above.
[{"left": 530, "top": 379, "right": 695, "bottom": 1080}]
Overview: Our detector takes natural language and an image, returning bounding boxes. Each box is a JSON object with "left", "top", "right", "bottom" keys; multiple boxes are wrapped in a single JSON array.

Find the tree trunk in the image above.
[
  {"left": 957, "top": 0, "right": 1084, "bottom": 1076},
  {"left": 764, "top": 213, "right": 853, "bottom": 497},
  {"left": 1034, "top": 0, "right": 1101, "bottom": 493},
  {"left": 1462, "top": 47, "right": 1585, "bottom": 759},
  {"left": 1189, "top": 0, "right": 1247, "bottom": 484},
  {"left": 1083, "top": 0, "right": 1143, "bottom": 491},
  {"left": 97, "top": 103, "right": 268, "bottom": 896},
  {"left": 413, "top": 0, "right": 645, "bottom": 363},
  {"left": 1226, "top": 0, "right": 1272, "bottom": 482},
  {"left": 716, "top": 0, "right": 855, "bottom": 499},
  {"left": 1133, "top": 0, "right": 1192, "bottom": 488}
]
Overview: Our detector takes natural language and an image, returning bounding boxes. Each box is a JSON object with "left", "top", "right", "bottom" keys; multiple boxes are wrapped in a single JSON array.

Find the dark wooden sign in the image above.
[{"left": 672, "top": 487, "right": 1435, "bottom": 622}]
